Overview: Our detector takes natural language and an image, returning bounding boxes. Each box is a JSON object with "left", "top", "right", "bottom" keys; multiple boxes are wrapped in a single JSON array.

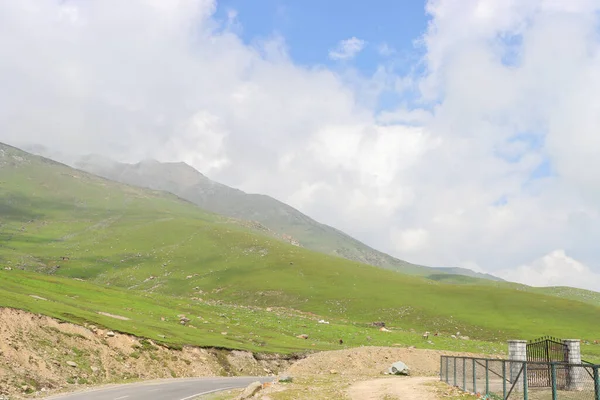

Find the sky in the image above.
[{"left": 2, "top": 0, "right": 600, "bottom": 291}]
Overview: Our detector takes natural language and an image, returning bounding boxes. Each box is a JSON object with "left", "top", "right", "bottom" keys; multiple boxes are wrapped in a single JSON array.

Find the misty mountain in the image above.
[{"left": 58, "top": 152, "right": 503, "bottom": 282}]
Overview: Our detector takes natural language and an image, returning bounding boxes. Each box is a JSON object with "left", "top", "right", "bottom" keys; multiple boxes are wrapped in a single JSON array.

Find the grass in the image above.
[
  {"left": 0, "top": 269, "right": 508, "bottom": 355},
  {"left": 2, "top": 142, "right": 600, "bottom": 360},
  {"left": 261, "top": 376, "right": 352, "bottom": 400}
]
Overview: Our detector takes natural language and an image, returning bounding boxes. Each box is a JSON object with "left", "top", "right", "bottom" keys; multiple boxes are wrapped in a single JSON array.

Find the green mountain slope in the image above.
[
  {"left": 428, "top": 272, "right": 600, "bottom": 308},
  {"left": 70, "top": 154, "right": 502, "bottom": 282},
  {"left": 2, "top": 142, "right": 600, "bottom": 360}
]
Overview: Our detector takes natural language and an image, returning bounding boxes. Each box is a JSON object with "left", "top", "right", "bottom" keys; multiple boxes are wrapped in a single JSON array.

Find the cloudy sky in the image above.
[{"left": 2, "top": 0, "right": 600, "bottom": 291}]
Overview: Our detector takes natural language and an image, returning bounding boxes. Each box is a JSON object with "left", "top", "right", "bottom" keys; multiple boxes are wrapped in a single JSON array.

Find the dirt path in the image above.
[{"left": 347, "top": 376, "right": 438, "bottom": 400}]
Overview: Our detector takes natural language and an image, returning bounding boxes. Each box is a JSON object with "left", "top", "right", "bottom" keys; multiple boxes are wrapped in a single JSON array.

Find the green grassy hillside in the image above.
[
  {"left": 426, "top": 272, "right": 600, "bottom": 309},
  {"left": 0, "top": 268, "right": 507, "bottom": 355},
  {"left": 69, "top": 154, "right": 501, "bottom": 281},
  {"left": 2, "top": 142, "right": 600, "bottom": 360}
]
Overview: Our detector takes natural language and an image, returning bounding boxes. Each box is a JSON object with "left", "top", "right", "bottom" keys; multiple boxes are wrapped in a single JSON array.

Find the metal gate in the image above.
[{"left": 526, "top": 336, "right": 569, "bottom": 389}]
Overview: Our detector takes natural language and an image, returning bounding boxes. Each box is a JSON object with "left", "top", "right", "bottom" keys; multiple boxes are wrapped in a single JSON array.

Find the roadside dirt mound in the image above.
[
  {"left": 0, "top": 308, "right": 291, "bottom": 399},
  {"left": 285, "top": 346, "right": 488, "bottom": 377}
]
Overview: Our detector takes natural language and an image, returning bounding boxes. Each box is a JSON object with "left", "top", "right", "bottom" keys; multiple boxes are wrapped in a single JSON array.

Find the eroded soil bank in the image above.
[
  {"left": 0, "top": 307, "right": 496, "bottom": 400},
  {"left": 0, "top": 308, "right": 297, "bottom": 399}
]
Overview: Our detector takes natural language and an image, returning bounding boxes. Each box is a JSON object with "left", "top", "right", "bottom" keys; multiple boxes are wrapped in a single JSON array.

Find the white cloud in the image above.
[
  {"left": 224, "top": 8, "right": 242, "bottom": 35},
  {"left": 377, "top": 107, "right": 432, "bottom": 125},
  {"left": 498, "top": 250, "right": 600, "bottom": 292},
  {"left": 378, "top": 43, "right": 396, "bottom": 57},
  {"left": 2, "top": 0, "right": 600, "bottom": 291},
  {"left": 163, "top": 111, "right": 230, "bottom": 174},
  {"left": 328, "top": 37, "right": 367, "bottom": 60},
  {"left": 384, "top": 0, "right": 600, "bottom": 287},
  {"left": 391, "top": 228, "right": 430, "bottom": 252}
]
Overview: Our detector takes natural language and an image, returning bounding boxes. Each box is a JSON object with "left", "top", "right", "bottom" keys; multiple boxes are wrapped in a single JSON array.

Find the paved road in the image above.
[{"left": 43, "top": 377, "right": 273, "bottom": 400}]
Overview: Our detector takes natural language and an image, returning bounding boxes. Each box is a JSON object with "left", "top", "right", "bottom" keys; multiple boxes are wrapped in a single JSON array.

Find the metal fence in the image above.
[{"left": 440, "top": 355, "right": 600, "bottom": 400}]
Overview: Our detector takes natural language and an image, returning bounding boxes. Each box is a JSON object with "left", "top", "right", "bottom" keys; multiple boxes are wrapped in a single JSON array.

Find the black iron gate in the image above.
[{"left": 526, "top": 336, "right": 569, "bottom": 389}]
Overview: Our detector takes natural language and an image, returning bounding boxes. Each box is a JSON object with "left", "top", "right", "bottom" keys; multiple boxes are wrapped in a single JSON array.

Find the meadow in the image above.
[{"left": 2, "top": 142, "right": 600, "bottom": 360}]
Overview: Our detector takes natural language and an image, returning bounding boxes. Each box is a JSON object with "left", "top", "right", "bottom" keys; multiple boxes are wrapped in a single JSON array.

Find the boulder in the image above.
[
  {"left": 66, "top": 361, "right": 78, "bottom": 368},
  {"left": 387, "top": 361, "right": 410, "bottom": 376}
]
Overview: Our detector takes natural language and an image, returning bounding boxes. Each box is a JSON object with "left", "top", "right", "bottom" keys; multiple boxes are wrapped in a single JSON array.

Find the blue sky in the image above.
[
  {"left": 213, "top": 0, "right": 552, "bottom": 194},
  {"left": 214, "top": 0, "right": 429, "bottom": 76}
]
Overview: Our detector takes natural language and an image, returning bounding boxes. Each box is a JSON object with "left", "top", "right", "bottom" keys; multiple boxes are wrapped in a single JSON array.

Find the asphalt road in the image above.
[{"left": 43, "top": 377, "right": 273, "bottom": 400}]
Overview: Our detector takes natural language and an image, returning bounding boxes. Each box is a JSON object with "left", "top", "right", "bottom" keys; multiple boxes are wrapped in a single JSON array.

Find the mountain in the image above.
[
  {"left": 2, "top": 141, "right": 600, "bottom": 361},
  {"left": 66, "top": 153, "right": 503, "bottom": 282}
]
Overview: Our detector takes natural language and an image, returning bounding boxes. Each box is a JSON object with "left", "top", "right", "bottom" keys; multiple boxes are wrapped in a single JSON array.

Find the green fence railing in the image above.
[{"left": 440, "top": 355, "right": 600, "bottom": 400}]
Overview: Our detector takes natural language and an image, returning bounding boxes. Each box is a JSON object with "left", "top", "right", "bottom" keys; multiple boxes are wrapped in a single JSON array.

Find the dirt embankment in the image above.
[
  {"left": 227, "top": 346, "right": 495, "bottom": 399},
  {"left": 0, "top": 308, "right": 295, "bottom": 399},
  {"left": 0, "top": 307, "right": 496, "bottom": 400},
  {"left": 285, "top": 345, "right": 489, "bottom": 377}
]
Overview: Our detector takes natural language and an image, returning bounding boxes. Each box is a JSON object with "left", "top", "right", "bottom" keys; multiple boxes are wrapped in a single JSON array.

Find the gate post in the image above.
[
  {"left": 564, "top": 339, "right": 582, "bottom": 391},
  {"left": 508, "top": 340, "right": 527, "bottom": 391},
  {"left": 593, "top": 366, "right": 600, "bottom": 400}
]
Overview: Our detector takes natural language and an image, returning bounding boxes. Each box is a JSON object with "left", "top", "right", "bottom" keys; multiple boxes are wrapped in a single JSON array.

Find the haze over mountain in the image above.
[{"left": 21, "top": 144, "right": 502, "bottom": 281}]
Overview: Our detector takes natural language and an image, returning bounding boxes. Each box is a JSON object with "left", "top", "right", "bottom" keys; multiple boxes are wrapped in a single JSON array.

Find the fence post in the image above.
[
  {"left": 440, "top": 356, "right": 443, "bottom": 381},
  {"left": 523, "top": 362, "right": 529, "bottom": 400},
  {"left": 473, "top": 358, "right": 477, "bottom": 394},
  {"left": 564, "top": 339, "right": 583, "bottom": 391},
  {"left": 486, "top": 359, "right": 489, "bottom": 395},
  {"left": 463, "top": 358, "right": 466, "bottom": 391},
  {"left": 454, "top": 357, "right": 457, "bottom": 386},
  {"left": 508, "top": 340, "right": 527, "bottom": 392},
  {"left": 502, "top": 361, "right": 507, "bottom": 400},
  {"left": 551, "top": 363, "right": 557, "bottom": 400},
  {"left": 446, "top": 356, "right": 449, "bottom": 383},
  {"left": 594, "top": 366, "right": 600, "bottom": 400}
]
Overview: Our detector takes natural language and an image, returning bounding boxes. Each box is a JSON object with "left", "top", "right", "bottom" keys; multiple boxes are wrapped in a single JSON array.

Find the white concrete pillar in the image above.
[
  {"left": 564, "top": 339, "right": 583, "bottom": 391},
  {"left": 508, "top": 340, "right": 527, "bottom": 391}
]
